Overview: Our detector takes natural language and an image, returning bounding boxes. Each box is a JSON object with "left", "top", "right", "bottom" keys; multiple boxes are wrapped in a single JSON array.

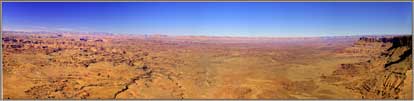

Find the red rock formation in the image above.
[
  {"left": 339, "top": 36, "right": 394, "bottom": 58},
  {"left": 330, "top": 35, "right": 413, "bottom": 99}
]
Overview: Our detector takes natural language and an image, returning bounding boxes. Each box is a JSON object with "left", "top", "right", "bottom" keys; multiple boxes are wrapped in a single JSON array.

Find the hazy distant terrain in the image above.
[{"left": 2, "top": 31, "right": 412, "bottom": 99}]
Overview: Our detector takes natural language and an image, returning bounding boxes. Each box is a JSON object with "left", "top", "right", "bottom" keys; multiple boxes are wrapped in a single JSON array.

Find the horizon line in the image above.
[{"left": 2, "top": 30, "right": 412, "bottom": 38}]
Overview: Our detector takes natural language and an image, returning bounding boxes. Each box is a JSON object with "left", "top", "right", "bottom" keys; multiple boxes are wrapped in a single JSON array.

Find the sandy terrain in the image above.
[{"left": 2, "top": 31, "right": 412, "bottom": 99}]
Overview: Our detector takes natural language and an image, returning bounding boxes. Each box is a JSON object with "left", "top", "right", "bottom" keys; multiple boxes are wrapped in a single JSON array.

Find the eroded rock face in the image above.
[
  {"left": 329, "top": 36, "right": 413, "bottom": 99},
  {"left": 339, "top": 36, "right": 394, "bottom": 58},
  {"left": 3, "top": 31, "right": 411, "bottom": 99}
]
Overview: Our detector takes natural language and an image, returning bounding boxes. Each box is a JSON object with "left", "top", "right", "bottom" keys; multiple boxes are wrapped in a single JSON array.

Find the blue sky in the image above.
[{"left": 3, "top": 2, "right": 412, "bottom": 37}]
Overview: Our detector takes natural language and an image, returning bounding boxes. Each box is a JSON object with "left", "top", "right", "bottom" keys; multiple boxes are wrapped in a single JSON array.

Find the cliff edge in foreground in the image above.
[{"left": 326, "top": 35, "right": 412, "bottom": 99}]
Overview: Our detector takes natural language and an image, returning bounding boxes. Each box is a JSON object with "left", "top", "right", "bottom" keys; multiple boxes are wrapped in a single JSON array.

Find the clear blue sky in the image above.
[{"left": 3, "top": 2, "right": 412, "bottom": 37}]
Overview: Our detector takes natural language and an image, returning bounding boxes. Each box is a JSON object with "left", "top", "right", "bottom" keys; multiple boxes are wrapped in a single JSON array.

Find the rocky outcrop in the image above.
[
  {"left": 329, "top": 35, "right": 412, "bottom": 99},
  {"left": 339, "top": 36, "right": 394, "bottom": 58},
  {"left": 2, "top": 32, "right": 187, "bottom": 99}
]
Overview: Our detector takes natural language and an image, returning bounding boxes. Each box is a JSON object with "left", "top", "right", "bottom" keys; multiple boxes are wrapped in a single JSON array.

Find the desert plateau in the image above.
[{"left": 2, "top": 31, "right": 412, "bottom": 99}]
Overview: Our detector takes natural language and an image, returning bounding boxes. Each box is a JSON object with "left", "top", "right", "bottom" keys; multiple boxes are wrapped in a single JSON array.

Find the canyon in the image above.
[{"left": 2, "top": 31, "right": 412, "bottom": 99}]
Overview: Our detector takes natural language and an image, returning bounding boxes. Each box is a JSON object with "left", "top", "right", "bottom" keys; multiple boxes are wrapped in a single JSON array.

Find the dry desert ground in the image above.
[{"left": 2, "top": 31, "right": 412, "bottom": 99}]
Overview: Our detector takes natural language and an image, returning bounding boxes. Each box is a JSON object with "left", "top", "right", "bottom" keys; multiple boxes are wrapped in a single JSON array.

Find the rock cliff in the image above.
[
  {"left": 339, "top": 36, "right": 395, "bottom": 58},
  {"left": 328, "top": 35, "right": 412, "bottom": 99}
]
